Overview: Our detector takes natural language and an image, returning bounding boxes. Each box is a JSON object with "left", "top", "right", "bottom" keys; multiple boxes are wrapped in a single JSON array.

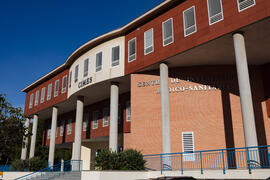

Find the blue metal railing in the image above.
[
  {"left": 143, "top": 145, "right": 270, "bottom": 175},
  {"left": 14, "top": 160, "right": 82, "bottom": 180}
]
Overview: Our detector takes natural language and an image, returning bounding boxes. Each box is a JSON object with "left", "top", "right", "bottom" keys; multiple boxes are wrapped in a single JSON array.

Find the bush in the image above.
[
  {"left": 11, "top": 157, "right": 47, "bottom": 171},
  {"left": 94, "top": 149, "right": 146, "bottom": 170}
]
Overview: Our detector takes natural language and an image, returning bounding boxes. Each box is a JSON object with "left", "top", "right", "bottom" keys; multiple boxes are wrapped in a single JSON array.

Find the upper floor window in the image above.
[
  {"left": 34, "top": 90, "right": 39, "bottom": 106},
  {"left": 75, "top": 65, "right": 79, "bottom": 83},
  {"left": 96, "top": 52, "right": 102, "bottom": 72},
  {"left": 111, "top": 46, "right": 120, "bottom": 67},
  {"left": 47, "top": 128, "right": 51, "bottom": 139},
  {"left": 67, "top": 119, "right": 72, "bottom": 135},
  {"left": 62, "top": 75, "right": 67, "bottom": 94},
  {"left": 237, "top": 0, "right": 255, "bottom": 12},
  {"left": 207, "top": 0, "right": 224, "bottom": 25},
  {"left": 69, "top": 71, "right": 72, "bottom": 88},
  {"left": 183, "top": 6, "right": 197, "bottom": 37},
  {"left": 29, "top": 93, "right": 34, "bottom": 109},
  {"left": 128, "top": 38, "right": 136, "bottom": 62},
  {"left": 83, "top": 112, "right": 89, "bottom": 132},
  {"left": 41, "top": 87, "right": 46, "bottom": 103},
  {"left": 54, "top": 80, "right": 59, "bottom": 97},
  {"left": 126, "top": 101, "right": 131, "bottom": 122},
  {"left": 144, "top": 28, "right": 154, "bottom": 55},
  {"left": 47, "top": 83, "right": 52, "bottom": 100},
  {"left": 103, "top": 108, "right": 109, "bottom": 127},
  {"left": 84, "top": 59, "right": 89, "bottom": 77},
  {"left": 92, "top": 111, "right": 99, "bottom": 129},
  {"left": 162, "top": 18, "right": 174, "bottom": 46},
  {"left": 60, "top": 121, "right": 64, "bottom": 136}
]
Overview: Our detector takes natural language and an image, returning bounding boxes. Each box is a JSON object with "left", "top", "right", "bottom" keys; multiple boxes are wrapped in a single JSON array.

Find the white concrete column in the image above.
[
  {"left": 48, "top": 106, "right": 58, "bottom": 167},
  {"left": 233, "top": 33, "right": 258, "bottom": 148},
  {"left": 21, "top": 118, "right": 30, "bottom": 160},
  {"left": 109, "top": 82, "right": 119, "bottom": 152},
  {"left": 29, "top": 114, "right": 38, "bottom": 158},
  {"left": 160, "top": 63, "right": 171, "bottom": 155},
  {"left": 73, "top": 96, "right": 84, "bottom": 161}
]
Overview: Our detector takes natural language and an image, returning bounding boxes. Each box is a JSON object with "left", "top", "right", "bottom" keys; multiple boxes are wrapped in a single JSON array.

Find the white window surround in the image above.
[
  {"left": 69, "top": 71, "right": 72, "bottom": 88},
  {"left": 29, "top": 93, "right": 34, "bottom": 109},
  {"left": 103, "top": 108, "right": 109, "bottom": 127},
  {"left": 60, "top": 122, "right": 64, "bottom": 136},
  {"left": 96, "top": 52, "right": 102, "bottom": 72},
  {"left": 207, "top": 0, "right": 224, "bottom": 25},
  {"left": 47, "top": 83, "right": 52, "bottom": 100},
  {"left": 34, "top": 90, "right": 39, "bottom": 106},
  {"left": 183, "top": 6, "right": 197, "bottom": 37},
  {"left": 182, "top": 132, "right": 195, "bottom": 161},
  {"left": 83, "top": 112, "right": 89, "bottom": 132},
  {"left": 75, "top": 65, "right": 79, "bottom": 83},
  {"left": 41, "top": 87, "right": 46, "bottom": 103},
  {"left": 128, "top": 38, "right": 136, "bottom": 63},
  {"left": 237, "top": 0, "right": 256, "bottom": 12},
  {"left": 67, "top": 119, "right": 72, "bottom": 135},
  {"left": 144, "top": 28, "right": 154, "bottom": 55},
  {"left": 92, "top": 111, "right": 99, "bottom": 129},
  {"left": 84, "top": 59, "right": 89, "bottom": 77},
  {"left": 47, "top": 128, "right": 51, "bottom": 139},
  {"left": 111, "top": 46, "right": 120, "bottom": 67},
  {"left": 55, "top": 127, "right": 58, "bottom": 137},
  {"left": 54, "top": 80, "right": 59, "bottom": 97},
  {"left": 162, "top": 18, "right": 174, "bottom": 47},
  {"left": 62, "top": 75, "right": 67, "bottom": 94},
  {"left": 126, "top": 101, "right": 131, "bottom": 122}
]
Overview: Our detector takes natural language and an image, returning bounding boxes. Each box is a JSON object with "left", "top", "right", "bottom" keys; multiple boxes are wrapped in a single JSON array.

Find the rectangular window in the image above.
[
  {"left": 182, "top": 132, "right": 195, "bottom": 161},
  {"left": 47, "top": 83, "right": 52, "bottom": 100},
  {"left": 54, "top": 80, "right": 59, "bottom": 97},
  {"left": 34, "top": 90, "right": 39, "bottom": 106},
  {"left": 162, "top": 18, "right": 174, "bottom": 46},
  {"left": 75, "top": 65, "right": 79, "bottom": 83},
  {"left": 96, "top": 52, "right": 102, "bottom": 72},
  {"left": 207, "top": 0, "right": 224, "bottom": 25},
  {"left": 111, "top": 46, "right": 120, "bottom": 67},
  {"left": 144, "top": 28, "right": 154, "bottom": 55},
  {"left": 128, "top": 38, "right": 136, "bottom": 62},
  {"left": 183, "top": 6, "right": 197, "bottom": 37},
  {"left": 62, "top": 75, "right": 67, "bottom": 93},
  {"left": 126, "top": 101, "right": 131, "bottom": 122},
  {"left": 55, "top": 127, "right": 58, "bottom": 138},
  {"left": 84, "top": 59, "right": 89, "bottom": 77},
  {"left": 237, "top": 0, "right": 255, "bottom": 12},
  {"left": 41, "top": 87, "right": 46, "bottom": 103},
  {"left": 67, "top": 119, "right": 72, "bottom": 135},
  {"left": 103, "top": 108, "right": 109, "bottom": 127},
  {"left": 69, "top": 71, "right": 72, "bottom": 88},
  {"left": 29, "top": 93, "right": 34, "bottom": 109},
  {"left": 47, "top": 128, "right": 51, "bottom": 139},
  {"left": 92, "top": 111, "right": 99, "bottom": 129},
  {"left": 60, "top": 121, "right": 64, "bottom": 136},
  {"left": 83, "top": 112, "right": 89, "bottom": 132}
]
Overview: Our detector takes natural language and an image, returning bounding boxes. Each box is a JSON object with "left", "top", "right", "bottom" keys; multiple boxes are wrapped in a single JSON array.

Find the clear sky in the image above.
[{"left": 0, "top": 0, "right": 164, "bottom": 109}]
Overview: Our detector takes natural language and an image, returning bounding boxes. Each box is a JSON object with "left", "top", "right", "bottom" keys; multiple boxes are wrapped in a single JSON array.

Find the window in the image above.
[
  {"left": 92, "top": 111, "right": 99, "bottom": 129},
  {"left": 34, "top": 90, "right": 39, "bottom": 106},
  {"left": 126, "top": 101, "right": 131, "bottom": 122},
  {"left": 96, "top": 52, "right": 102, "bottom": 72},
  {"left": 67, "top": 119, "right": 72, "bottom": 135},
  {"left": 207, "top": 0, "right": 223, "bottom": 25},
  {"left": 111, "top": 46, "right": 120, "bottom": 67},
  {"left": 47, "top": 128, "right": 51, "bottom": 139},
  {"left": 162, "top": 18, "right": 174, "bottom": 46},
  {"left": 62, "top": 75, "right": 67, "bottom": 93},
  {"left": 55, "top": 127, "right": 58, "bottom": 137},
  {"left": 83, "top": 112, "right": 89, "bottom": 132},
  {"left": 69, "top": 71, "right": 72, "bottom": 88},
  {"left": 41, "top": 87, "right": 46, "bottom": 103},
  {"left": 128, "top": 38, "right": 136, "bottom": 62},
  {"left": 29, "top": 93, "right": 34, "bottom": 109},
  {"left": 103, "top": 108, "right": 109, "bottom": 127},
  {"left": 75, "top": 65, "right": 79, "bottom": 83},
  {"left": 47, "top": 83, "right": 52, "bottom": 100},
  {"left": 84, "top": 59, "right": 89, "bottom": 77},
  {"left": 54, "top": 80, "right": 59, "bottom": 97},
  {"left": 182, "top": 132, "right": 195, "bottom": 161},
  {"left": 144, "top": 28, "right": 154, "bottom": 55},
  {"left": 237, "top": 0, "right": 255, "bottom": 12},
  {"left": 183, "top": 6, "right": 197, "bottom": 37},
  {"left": 60, "top": 121, "right": 64, "bottom": 136}
]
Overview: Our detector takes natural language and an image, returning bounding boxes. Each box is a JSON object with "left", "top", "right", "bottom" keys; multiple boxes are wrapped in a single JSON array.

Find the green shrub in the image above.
[
  {"left": 11, "top": 159, "right": 27, "bottom": 171},
  {"left": 94, "top": 149, "right": 146, "bottom": 170},
  {"left": 11, "top": 157, "right": 47, "bottom": 171}
]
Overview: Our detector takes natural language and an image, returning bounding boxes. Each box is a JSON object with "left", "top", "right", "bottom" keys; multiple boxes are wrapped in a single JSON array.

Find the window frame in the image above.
[
  {"left": 47, "top": 83, "right": 52, "bottom": 100},
  {"left": 67, "top": 119, "right": 72, "bottom": 135},
  {"left": 69, "top": 71, "right": 72, "bottom": 88},
  {"left": 47, "top": 128, "right": 51, "bottom": 139},
  {"left": 60, "top": 121, "right": 65, "bottom": 137},
  {"left": 126, "top": 101, "right": 131, "bottom": 122},
  {"left": 75, "top": 65, "right": 79, "bottom": 83},
  {"left": 40, "top": 87, "right": 46, "bottom": 103},
  {"left": 92, "top": 111, "right": 99, "bottom": 129},
  {"left": 95, "top": 52, "right": 102, "bottom": 72},
  {"left": 111, "top": 45, "right": 120, "bottom": 67},
  {"left": 103, "top": 108, "right": 109, "bottom": 127},
  {"left": 83, "top": 58, "right": 89, "bottom": 77},
  {"left": 162, "top": 18, "right": 174, "bottom": 47},
  {"left": 83, "top": 112, "right": 89, "bottom": 132},
  {"left": 128, "top": 37, "right": 136, "bottom": 63},
  {"left": 183, "top": 6, "right": 197, "bottom": 37},
  {"left": 34, "top": 90, "right": 39, "bottom": 106},
  {"left": 62, "top": 75, "right": 67, "bottom": 94},
  {"left": 29, "top": 93, "right": 34, "bottom": 109},
  {"left": 207, "top": 0, "right": 224, "bottom": 25},
  {"left": 144, "top": 28, "right": 154, "bottom": 55},
  {"left": 237, "top": 0, "right": 256, "bottom": 12},
  {"left": 54, "top": 80, "right": 59, "bottom": 97}
]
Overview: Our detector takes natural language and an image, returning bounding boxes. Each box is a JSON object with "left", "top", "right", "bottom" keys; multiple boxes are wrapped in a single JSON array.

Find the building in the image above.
[{"left": 21, "top": 0, "right": 270, "bottom": 171}]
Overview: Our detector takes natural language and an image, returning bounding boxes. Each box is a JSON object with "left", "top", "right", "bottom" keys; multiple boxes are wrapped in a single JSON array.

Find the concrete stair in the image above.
[{"left": 49, "top": 172, "right": 81, "bottom": 180}]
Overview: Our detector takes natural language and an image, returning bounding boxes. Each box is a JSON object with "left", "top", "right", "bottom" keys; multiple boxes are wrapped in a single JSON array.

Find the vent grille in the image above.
[
  {"left": 182, "top": 132, "right": 195, "bottom": 161},
  {"left": 239, "top": 0, "right": 255, "bottom": 12}
]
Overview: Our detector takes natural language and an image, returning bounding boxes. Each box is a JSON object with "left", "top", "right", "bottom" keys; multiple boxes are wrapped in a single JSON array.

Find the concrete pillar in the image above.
[
  {"left": 109, "top": 82, "right": 119, "bottom": 152},
  {"left": 73, "top": 96, "right": 84, "bottom": 161},
  {"left": 233, "top": 33, "right": 258, "bottom": 148},
  {"left": 160, "top": 63, "right": 171, "bottom": 155},
  {"left": 48, "top": 106, "right": 58, "bottom": 167},
  {"left": 29, "top": 114, "right": 38, "bottom": 158},
  {"left": 21, "top": 118, "right": 30, "bottom": 160}
]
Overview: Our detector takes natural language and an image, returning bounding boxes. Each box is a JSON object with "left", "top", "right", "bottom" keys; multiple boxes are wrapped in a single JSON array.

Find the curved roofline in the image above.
[{"left": 22, "top": 0, "right": 183, "bottom": 92}]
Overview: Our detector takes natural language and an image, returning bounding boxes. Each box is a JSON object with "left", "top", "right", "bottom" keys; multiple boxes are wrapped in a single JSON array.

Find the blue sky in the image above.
[{"left": 0, "top": 0, "right": 164, "bottom": 109}]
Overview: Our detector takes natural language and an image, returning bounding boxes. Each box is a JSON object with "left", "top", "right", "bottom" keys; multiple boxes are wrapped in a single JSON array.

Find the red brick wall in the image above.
[
  {"left": 24, "top": 69, "right": 69, "bottom": 116},
  {"left": 125, "top": 0, "right": 270, "bottom": 74}
]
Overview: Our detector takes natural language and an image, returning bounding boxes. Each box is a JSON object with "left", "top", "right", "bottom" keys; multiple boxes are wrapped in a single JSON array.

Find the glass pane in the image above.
[
  {"left": 163, "top": 19, "right": 172, "bottom": 39},
  {"left": 184, "top": 7, "right": 195, "bottom": 29},
  {"left": 208, "top": 0, "right": 222, "bottom": 17}
]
